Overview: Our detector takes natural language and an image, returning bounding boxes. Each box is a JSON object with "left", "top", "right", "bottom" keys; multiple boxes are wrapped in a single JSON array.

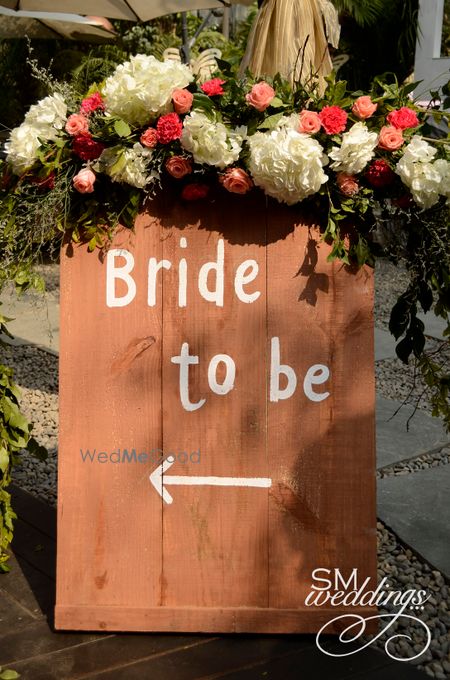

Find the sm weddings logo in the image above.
[{"left": 307, "top": 568, "right": 432, "bottom": 661}]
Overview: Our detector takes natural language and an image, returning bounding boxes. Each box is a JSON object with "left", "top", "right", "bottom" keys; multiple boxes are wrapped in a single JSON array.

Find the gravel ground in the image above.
[{"left": 2, "top": 258, "right": 450, "bottom": 677}]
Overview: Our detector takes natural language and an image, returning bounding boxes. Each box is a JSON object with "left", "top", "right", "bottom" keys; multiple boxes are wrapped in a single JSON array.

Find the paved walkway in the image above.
[{"left": 0, "top": 485, "right": 429, "bottom": 680}]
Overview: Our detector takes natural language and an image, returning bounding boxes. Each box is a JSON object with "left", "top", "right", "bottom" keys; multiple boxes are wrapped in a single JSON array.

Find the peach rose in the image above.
[
  {"left": 65, "top": 113, "right": 89, "bottom": 136},
  {"left": 352, "top": 96, "right": 377, "bottom": 120},
  {"left": 378, "top": 126, "right": 404, "bottom": 151},
  {"left": 336, "top": 173, "right": 359, "bottom": 196},
  {"left": 298, "top": 110, "right": 321, "bottom": 134},
  {"left": 246, "top": 81, "right": 275, "bottom": 112},
  {"left": 220, "top": 167, "right": 253, "bottom": 195},
  {"left": 165, "top": 156, "right": 192, "bottom": 179},
  {"left": 73, "top": 168, "right": 96, "bottom": 194},
  {"left": 172, "top": 88, "right": 194, "bottom": 115},
  {"left": 140, "top": 128, "right": 158, "bottom": 148}
]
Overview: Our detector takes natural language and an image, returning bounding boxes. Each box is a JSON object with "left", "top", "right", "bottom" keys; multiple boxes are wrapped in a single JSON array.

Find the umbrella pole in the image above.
[{"left": 181, "top": 12, "right": 190, "bottom": 64}]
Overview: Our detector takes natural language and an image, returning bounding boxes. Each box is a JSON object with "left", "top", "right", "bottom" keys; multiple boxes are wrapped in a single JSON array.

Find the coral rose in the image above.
[
  {"left": 219, "top": 167, "right": 253, "bottom": 194},
  {"left": 156, "top": 113, "right": 183, "bottom": 144},
  {"left": 201, "top": 78, "right": 226, "bottom": 96},
  {"left": 386, "top": 107, "right": 419, "bottom": 130},
  {"left": 72, "top": 134, "right": 105, "bottom": 161},
  {"left": 65, "top": 114, "right": 89, "bottom": 136},
  {"left": 352, "top": 96, "right": 377, "bottom": 120},
  {"left": 73, "top": 167, "right": 96, "bottom": 193},
  {"left": 80, "top": 92, "right": 104, "bottom": 115},
  {"left": 172, "top": 88, "right": 194, "bottom": 115},
  {"left": 245, "top": 82, "right": 275, "bottom": 112},
  {"left": 165, "top": 156, "right": 192, "bottom": 179},
  {"left": 336, "top": 173, "right": 359, "bottom": 196},
  {"left": 365, "top": 159, "right": 395, "bottom": 188},
  {"left": 319, "top": 106, "right": 348, "bottom": 134},
  {"left": 181, "top": 183, "right": 209, "bottom": 200},
  {"left": 378, "top": 126, "right": 404, "bottom": 151},
  {"left": 298, "top": 110, "right": 321, "bottom": 134},
  {"left": 140, "top": 128, "right": 158, "bottom": 148}
]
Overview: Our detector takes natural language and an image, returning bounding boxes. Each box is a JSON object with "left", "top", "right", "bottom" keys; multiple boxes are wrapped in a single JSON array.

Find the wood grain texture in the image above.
[{"left": 56, "top": 195, "right": 376, "bottom": 633}]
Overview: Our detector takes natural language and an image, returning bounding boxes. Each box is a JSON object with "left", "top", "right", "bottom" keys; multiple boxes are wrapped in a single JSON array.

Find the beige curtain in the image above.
[{"left": 240, "top": 0, "right": 340, "bottom": 91}]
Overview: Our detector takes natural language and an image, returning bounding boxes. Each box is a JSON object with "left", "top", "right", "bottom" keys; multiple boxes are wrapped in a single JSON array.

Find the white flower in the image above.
[
  {"left": 98, "top": 143, "right": 157, "bottom": 189},
  {"left": 329, "top": 122, "right": 378, "bottom": 174},
  {"left": 5, "top": 93, "right": 67, "bottom": 174},
  {"left": 103, "top": 54, "right": 193, "bottom": 126},
  {"left": 246, "top": 121, "right": 328, "bottom": 205},
  {"left": 181, "top": 111, "right": 245, "bottom": 168},
  {"left": 396, "top": 137, "right": 448, "bottom": 209}
]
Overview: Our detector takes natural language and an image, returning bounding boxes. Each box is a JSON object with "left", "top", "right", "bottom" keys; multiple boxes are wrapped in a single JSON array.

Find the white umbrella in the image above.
[
  {"left": 0, "top": 7, "right": 116, "bottom": 39},
  {"left": 0, "top": 0, "right": 254, "bottom": 22}
]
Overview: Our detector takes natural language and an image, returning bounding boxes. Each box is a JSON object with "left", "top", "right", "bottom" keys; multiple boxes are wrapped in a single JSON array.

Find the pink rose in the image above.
[
  {"left": 336, "top": 173, "right": 359, "bottom": 196},
  {"left": 386, "top": 107, "right": 419, "bottom": 130},
  {"left": 298, "top": 110, "right": 321, "bottom": 134},
  {"left": 73, "top": 168, "right": 96, "bottom": 194},
  {"left": 65, "top": 113, "right": 89, "bottom": 136},
  {"left": 378, "top": 125, "right": 404, "bottom": 151},
  {"left": 165, "top": 156, "right": 192, "bottom": 179},
  {"left": 140, "top": 128, "right": 158, "bottom": 148},
  {"left": 219, "top": 167, "right": 253, "bottom": 195},
  {"left": 245, "top": 81, "right": 275, "bottom": 112},
  {"left": 172, "top": 88, "right": 193, "bottom": 115},
  {"left": 352, "top": 96, "right": 377, "bottom": 120}
]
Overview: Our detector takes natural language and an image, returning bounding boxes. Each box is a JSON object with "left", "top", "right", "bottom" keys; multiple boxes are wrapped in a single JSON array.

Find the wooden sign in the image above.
[{"left": 56, "top": 194, "right": 377, "bottom": 633}]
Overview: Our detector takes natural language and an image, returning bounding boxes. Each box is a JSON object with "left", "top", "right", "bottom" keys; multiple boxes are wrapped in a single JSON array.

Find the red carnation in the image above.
[
  {"left": 201, "top": 78, "right": 226, "bottom": 96},
  {"left": 181, "top": 183, "right": 209, "bottom": 201},
  {"left": 319, "top": 105, "right": 348, "bottom": 134},
  {"left": 80, "top": 92, "right": 105, "bottom": 115},
  {"left": 365, "top": 159, "right": 396, "bottom": 188},
  {"left": 72, "top": 133, "right": 105, "bottom": 161},
  {"left": 156, "top": 113, "right": 183, "bottom": 145},
  {"left": 386, "top": 107, "right": 419, "bottom": 130}
]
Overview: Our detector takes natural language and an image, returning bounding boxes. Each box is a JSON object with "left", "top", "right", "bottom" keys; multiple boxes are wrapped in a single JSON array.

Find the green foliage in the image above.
[{"left": 0, "top": 669, "right": 20, "bottom": 679}]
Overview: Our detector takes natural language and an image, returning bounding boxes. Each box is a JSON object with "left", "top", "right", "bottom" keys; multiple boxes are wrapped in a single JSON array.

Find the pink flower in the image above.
[
  {"left": 140, "top": 128, "right": 158, "bottom": 148},
  {"left": 172, "top": 88, "right": 194, "bottom": 115},
  {"left": 245, "top": 81, "right": 275, "bottom": 112},
  {"left": 80, "top": 92, "right": 104, "bottom": 115},
  {"left": 365, "top": 159, "right": 395, "bottom": 188},
  {"left": 298, "top": 110, "right": 322, "bottom": 134},
  {"left": 65, "top": 114, "right": 89, "bottom": 136},
  {"left": 156, "top": 113, "right": 183, "bottom": 144},
  {"left": 336, "top": 173, "right": 359, "bottom": 196},
  {"left": 201, "top": 78, "right": 226, "bottom": 96},
  {"left": 386, "top": 107, "right": 419, "bottom": 130},
  {"left": 73, "top": 167, "right": 96, "bottom": 194},
  {"left": 181, "top": 183, "right": 209, "bottom": 200},
  {"left": 352, "top": 96, "right": 377, "bottom": 120},
  {"left": 165, "top": 156, "right": 192, "bottom": 179},
  {"left": 378, "top": 126, "right": 404, "bottom": 151},
  {"left": 319, "top": 106, "right": 348, "bottom": 134},
  {"left": 219, "top": 167, "right": 253, "bottom": 195},
  {"left": 72, "top": 134, "right": 105, "bottom": 161}
]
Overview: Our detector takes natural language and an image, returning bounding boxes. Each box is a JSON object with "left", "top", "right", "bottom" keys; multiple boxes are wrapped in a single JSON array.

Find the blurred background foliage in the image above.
[{"left": 0, "top": 0, "right": 422, "bottom": 132}]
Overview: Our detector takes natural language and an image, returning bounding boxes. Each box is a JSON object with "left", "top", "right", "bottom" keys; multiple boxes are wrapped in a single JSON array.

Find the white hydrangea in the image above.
[
  {"left": 98, "top": 143, "right": 157, "bottom": 189},
  {"left": 246, "top": 120, "right": 328, "bottom": 205},
  {"left": 181, "top": 111, "right": 245, "bottom": 169},
  {"left": 103, "top": 54, "right": 193, "bottom": 126},
  {"left": 329, "top": 122, "right": 378, "bottom": 175},
  {"left": 396, "top": 137, "right": 449, "bottom": 209},
  {"left": 5, "top": 93, "right": 67, "bottom": 174}
]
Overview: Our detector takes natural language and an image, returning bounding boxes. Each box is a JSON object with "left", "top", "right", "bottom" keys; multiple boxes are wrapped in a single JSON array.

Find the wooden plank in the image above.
[
  {"left": 159, "top": 194, "right": 269, "bottom": 609},
  {"left": 0, "top": 552, "right": 54, "bottom": 619},
  {"left": 11, "top": 485, "right": 56, "bottom": 539},
  {"left": 54, "top": 605, "right": 376, "bottom": 633},
  {"left": 56, "top": 212, "right": 163, "bottom": 615},
  {"left": 266, "top": 205, "right": 377, "bottom": 611}
]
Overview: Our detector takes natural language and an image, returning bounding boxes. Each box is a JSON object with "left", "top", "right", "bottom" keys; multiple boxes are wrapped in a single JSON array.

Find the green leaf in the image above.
[
  {"left": 257, "top": 113, "right": 283, "bottom": 130},
  {"left": 0, "top": 670, "right": 20, "bottom": 679},
  {"left": 269, "top": 97, "right": 284, "bottom": 108},
  {"left": 113, "top": 120, "right": 131, "bottom": 138},
  {"left": 26, "top": 437, "right": 48, "bottom": 461},
  {"left": 0, "top": 447, "right": 9, "bottom": 474}
]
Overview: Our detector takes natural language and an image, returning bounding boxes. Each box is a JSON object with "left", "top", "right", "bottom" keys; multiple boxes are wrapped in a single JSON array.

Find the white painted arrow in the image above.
[{"left": 149, "top": 457, "right": 272, "bottom": 505}]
